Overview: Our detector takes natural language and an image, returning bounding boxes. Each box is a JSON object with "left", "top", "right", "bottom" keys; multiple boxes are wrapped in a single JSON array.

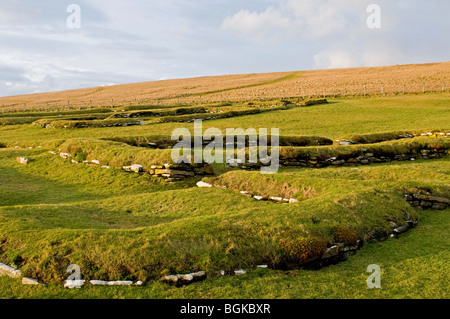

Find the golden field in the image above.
[{"left": 0, "top": 62, "right": 449, "bottom": 113}]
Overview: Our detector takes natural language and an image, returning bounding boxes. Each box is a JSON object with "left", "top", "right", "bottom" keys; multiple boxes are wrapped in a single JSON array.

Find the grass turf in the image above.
[{"left": 0, "top": 92, "right": 448, "bottom": 298}]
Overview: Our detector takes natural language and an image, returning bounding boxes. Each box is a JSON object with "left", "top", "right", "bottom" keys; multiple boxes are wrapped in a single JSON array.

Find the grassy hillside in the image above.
[
  {"left": 0, "top": 62, "right": 448, "bottom": 112},
  {"left": 1, "top": 94, "right": 449, "bottom": 145},
  {"left": 0, "top": 147, "right": 448, "bottom": 297},
  {"left": 1, "top": 207, "right": 447, "bottom": 299},
  {"left": 0, "top": 67, "right": 448, "bottom": 299}
]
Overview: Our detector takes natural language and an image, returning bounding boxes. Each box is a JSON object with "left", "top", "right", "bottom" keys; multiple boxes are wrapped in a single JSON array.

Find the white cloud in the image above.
[
  {"left": 222, "top": 0, "right": 439, "bottom": 70},
  {"left": 221, "top": 0, "right": 365, "bottom": 41},
  {"left": 360, "top": 42, "right": 409, "bottom": 67},
  {"left": 0, "top": 0, "right": 448, "bottom": 96},
  {"left": 221, "top": 7, "right": 293, "bottom": 38},
  {"left": 313, "top": 50, "right": 359, "bottom": 69},
  {"left": 313, "top": 44, "right": 407, "bottom": 70}
]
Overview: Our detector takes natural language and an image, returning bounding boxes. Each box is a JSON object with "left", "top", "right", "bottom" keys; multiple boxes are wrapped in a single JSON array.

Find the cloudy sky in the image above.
[{"left": 0, "top": 0, "right": 448, "bottom": 97}]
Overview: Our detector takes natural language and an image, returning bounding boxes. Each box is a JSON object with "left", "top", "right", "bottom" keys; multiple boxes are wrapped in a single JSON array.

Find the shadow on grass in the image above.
[{"left": 0, "top": 165, "right": 99, "bottom": 207}]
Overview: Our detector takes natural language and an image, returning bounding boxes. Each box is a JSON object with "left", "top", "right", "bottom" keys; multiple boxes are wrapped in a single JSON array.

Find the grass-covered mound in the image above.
[
  {"left": 158, "top": 108, "right": 277, "bottom": 123},
  {"left": 110, "top": 106, "right": 207, "bottom": 119},
  {"left": 0, "top": 108, "right": 112, "bottom": 118},
  {"left": 155, "top": 100, "right": 323, "bottom": 123},
  {"left": 1, "top": 110, "right": 113, "bottom": 127},
  {"left": 0, "top": 93, "right": 448, "bottom": 298},
  {"left": 205, "top": 173, "right": 315, "bottom": 201},
  {"left": 107, "top": 135, "right": 333, "bottom": 149},
  {"left": 1, "top": 117, "right": 42, "bottom": 126},
  {"left": 1, "top": 143, "right": 448, "bottom": 284},
  {"left": 41, "top": 118, "right": 144, "bottom": 129},
  {"left": 58, "top": 138, "right": 178, "bottom": 168},
  {"left": 338, "top": 129, "right": 449, "bottom": 144},
  {"left": 279, "top": 137, "right": 450, "bottom": 162},
  {"left": 25, "top": 98, "right": 319, "bottom": 128},
  {"left": 1, "top": 208, "right": 448, "bottom": 299}
]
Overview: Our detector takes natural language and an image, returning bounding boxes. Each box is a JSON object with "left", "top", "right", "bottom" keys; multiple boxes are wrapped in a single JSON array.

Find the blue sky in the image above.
[{"left": 0, "top": 0, "right": 448, "bottom": 97}]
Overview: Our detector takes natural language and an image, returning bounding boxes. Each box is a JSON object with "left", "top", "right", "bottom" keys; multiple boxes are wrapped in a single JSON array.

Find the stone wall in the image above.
[
  {"left": 50, "top": 149, "right": 214, "bottom": 182},
  {"left": 336, "top": 131, "right": 450, "bottom": 146},
  {"left": 149, "top": 163, "right": 214, "bottom": 182},
  {"left": 34, "top": 119, "right": 144, "bottom": 129},
  {"left": 282, "top": 148, "right": 446, "bottom": 168},
  {"left": 196, "top": 181, "right": 299, "bottom": 204},
  {"left": 404, "top": 194, "right": 450, "bottom": 210},
  {"left": 236, "top": 147, "right": 448, "bottom": 170}
]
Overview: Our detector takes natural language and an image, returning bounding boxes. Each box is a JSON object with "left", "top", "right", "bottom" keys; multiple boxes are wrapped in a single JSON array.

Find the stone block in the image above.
[
  {"left": 131, "top": 164, "right": 144, "bottom": 172},
  {"left": 197, "top": 181, "right": 213, "bottom": 188},
  {"left": 322, "top": 245, "right": 339, "bottom": 259},
  {"left": 16, "top": 157, "right": 29, "bottom": 164},
  {"left": 167, "top": 169, "right": 195, "bottom": 177},
  {"left": 64, "top": 280, "right": 85, "bottom": 289},
  {"left": 107, "top": 281, "right": 133, "bottom": 286},
  {"left": 0, "top": 263, "right": 22, "bottom": 278},
  {"left": 432, "top": 203, "right": 448, "bottom": 210},
  {"left": 161, "top": 271, "right": 206, "bottom": 286},
  {"left": 22, "top": 277, "right": 43, "bottom": 285}
]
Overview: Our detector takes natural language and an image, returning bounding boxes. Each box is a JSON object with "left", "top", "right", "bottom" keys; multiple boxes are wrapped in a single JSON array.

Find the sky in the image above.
[{"left": 0, "top": 0, "right": 449, "bottom": 97}]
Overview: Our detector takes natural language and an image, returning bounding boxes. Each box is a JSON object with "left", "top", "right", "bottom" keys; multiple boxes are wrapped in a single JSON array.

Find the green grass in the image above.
[
  {"left": 0, "top": 108, "right": 113, "bottom": 118},
  {"left": 0, "top": 208, "right": 448, "bottom": 299},
  {"left": 0, "top": 147, "right": 448, "bottom": 284},
  {"left": 338, "top": 130, "right": 449, "bottom": 144},
  {"left": 0, "top": 93, "right": 448, "bottom": 146},
  {"left": 279, "top": 137, "right": 450, "bottom": 162},
  {"left": 0, "top": 92, "right": 448, "bottom": 299}
]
